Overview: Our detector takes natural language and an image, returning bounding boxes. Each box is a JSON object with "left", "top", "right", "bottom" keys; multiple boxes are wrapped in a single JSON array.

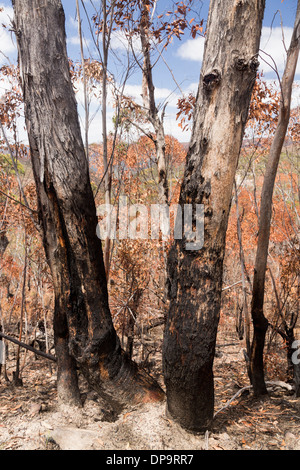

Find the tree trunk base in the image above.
[
  {"left": 164, "top": 369, "right": 214, "bottom": 433},
  {"left": 250, "top": 320, "right": 269, "bottom": 397},
  {"left": 81, "top": 348, "right": 165, "bottom": 413},
  {"left": 55, "top": 338, "right": 82, "bottom": 407}
]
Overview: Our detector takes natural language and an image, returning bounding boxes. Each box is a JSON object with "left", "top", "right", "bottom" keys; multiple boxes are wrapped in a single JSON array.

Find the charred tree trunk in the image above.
[
  {"left": 0, "top": 233, "right": 9, "bottom": 258},
  {"left": 249, "top": 2, "right": 300, "bottom": 396},
  {"left": 163, "top": 0, "right": 265, "bottom": 432},
  {"left": 12, "top": 0, "right": 164, "bottom": 408}
]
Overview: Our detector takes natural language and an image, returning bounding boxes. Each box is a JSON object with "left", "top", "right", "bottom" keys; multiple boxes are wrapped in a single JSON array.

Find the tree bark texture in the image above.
[
  {"left": 163, "top": 0, "right": 265, "bottom": 432},
  {"left": 12, "top": 0, "right": 164, "bottom": 408},
  {"left": 250, "top": 1, "right": 300, "bottom": 396}
]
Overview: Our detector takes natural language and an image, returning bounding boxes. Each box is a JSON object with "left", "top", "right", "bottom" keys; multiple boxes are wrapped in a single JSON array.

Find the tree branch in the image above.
[{"left": 0, "top": 331, "right": 57, "bottom": 362}]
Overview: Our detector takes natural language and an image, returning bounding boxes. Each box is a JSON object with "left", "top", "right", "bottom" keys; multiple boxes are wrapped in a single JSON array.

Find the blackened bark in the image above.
[
  {"left": 0, "top": 233, "right": 9, "bottom": 258},
  {"left": 275, "top": 326, "right": 300, "bottom": 397},
  {"left": 163, "top": 0, "right": 265, "bottom": 432},
  {"left": 12, "top": 0, "right": 164, "bottom": 409}
]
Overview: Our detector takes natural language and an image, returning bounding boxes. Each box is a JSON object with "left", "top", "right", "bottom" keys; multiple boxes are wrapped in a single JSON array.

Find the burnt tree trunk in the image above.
[
  {"left": 249, "top": 1, "right": 300, "bottom": 396},
  {"left": 12, "top": 0, "right": 164, "bottom": 408},
  {"left": 0, "top": 233, "right": 9, "bottom": 258},
  {"left": 163, "top": 0, "right": 265, "bottom": 432}
]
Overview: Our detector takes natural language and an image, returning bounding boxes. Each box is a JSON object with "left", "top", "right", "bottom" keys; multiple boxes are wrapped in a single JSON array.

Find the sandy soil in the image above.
[{"left": 1, "top": 335, "right": 300, "bottom": 451}]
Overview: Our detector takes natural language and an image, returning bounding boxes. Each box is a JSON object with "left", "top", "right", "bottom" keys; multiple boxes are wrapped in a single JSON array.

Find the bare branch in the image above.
[{"left": 0, "top": 331, "right": 57, "bottom": 362}]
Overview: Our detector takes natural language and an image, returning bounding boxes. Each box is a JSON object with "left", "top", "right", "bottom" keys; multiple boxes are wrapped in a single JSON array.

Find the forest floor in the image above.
[{"left": 0, "top": 323, "right": 300, "bottom": 451}]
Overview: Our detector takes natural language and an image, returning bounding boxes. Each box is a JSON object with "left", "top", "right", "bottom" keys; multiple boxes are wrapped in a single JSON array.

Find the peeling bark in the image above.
[{"left": 163, "top": 0, "right": 265, "bottom": 432}]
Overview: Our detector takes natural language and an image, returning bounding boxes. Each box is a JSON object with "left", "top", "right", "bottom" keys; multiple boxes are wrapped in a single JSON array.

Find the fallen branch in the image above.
[
  {"left": 213, "top": 381, "right": 294, "bottom": 418},
  {"left": 0, "top": 332, "right": 57, "bottom": 362},
  {"left": 214, "top": 385, "right": 252, "bottom": 418},
  {"left": 222, "top": 280, "right": 243, "bottom": 292},
  {"left": 266, "top": 380, "right": 294, "bottom": 392}
]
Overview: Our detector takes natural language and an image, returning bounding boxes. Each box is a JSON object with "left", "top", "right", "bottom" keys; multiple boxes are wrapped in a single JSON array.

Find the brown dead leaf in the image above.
[{"left": 10, "top": 404, "right": 22, "bottom": 412}]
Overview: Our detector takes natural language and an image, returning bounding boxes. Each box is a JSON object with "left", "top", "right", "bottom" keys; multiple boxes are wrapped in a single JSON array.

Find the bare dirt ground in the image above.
[{"left": 1, "top": 323, "right": 300, "bottom": 451}]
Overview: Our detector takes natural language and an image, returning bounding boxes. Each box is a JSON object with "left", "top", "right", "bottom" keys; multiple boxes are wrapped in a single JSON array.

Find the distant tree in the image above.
[{"left": 139, "top": 0, "right": 169, "bottom": 206}]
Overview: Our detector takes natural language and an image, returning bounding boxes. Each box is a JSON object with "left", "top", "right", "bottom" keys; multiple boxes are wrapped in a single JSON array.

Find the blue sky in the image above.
[{"left": 0, "top": 0, "right": 299, "bottom": 144}]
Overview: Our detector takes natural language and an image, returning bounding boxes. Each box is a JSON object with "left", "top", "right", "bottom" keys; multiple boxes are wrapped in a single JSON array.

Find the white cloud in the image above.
[
  {"left": 291, "top": 80, "right": 300, "bottom": 108},
  {"left": 0, "top": 4, "right": 16, "bottom": 65},
  {"left": 74, "top": 79, "right": 187, "bottom": 143},
  {"left": 0, "top": 72, "right": 28, "bottom": 144},
  {"left": 176, "top": 36, "right": 205, "bottom": 63},
  {"left": 123, "top": 83, "right": 143, "bottom": 103},
  {"left": 185, "top": 81, "right": 199, "bottom": 94},
  {"left": 67, "top": 35, "right": 91, "bottom": 48},
  {"left": 155, "top": 86, "right": 177, "bottom": 101},
  {"left": 259, "top": 26, "right": 296, "bottom": 76},
  {"left": 176, "top": 26, "right": 300, "bottom": 78},
  {"left": 68, "top": 15, "right": 78, "bottom": 30},
  {"left": 164, "top": 112, "right": 191, "bottom": 142},
  {"left": 110, "top": 30, "right": 142, "bottom": 55},
  {"left": 123, "top": 83, "right": 178, "bottom": 106},
  {"left": 125, "top": 81, "right": 184, "bottom": 110},
  {"left": 0, "top": 74, "right": 11, "bottom": 98}
]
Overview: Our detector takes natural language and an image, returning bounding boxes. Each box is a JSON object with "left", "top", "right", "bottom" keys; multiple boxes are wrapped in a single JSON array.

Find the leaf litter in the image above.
[{"left": 0, "top": 330, "right": 300, "bottom": 450}]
